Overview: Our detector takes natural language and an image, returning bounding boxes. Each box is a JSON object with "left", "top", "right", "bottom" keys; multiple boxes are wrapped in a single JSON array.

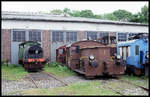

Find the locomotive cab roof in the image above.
[
  {"left": 19, "top": 41, "right": 41, "bottom": 46},
  {"left": 66, "top": 40, "right": 116, "bottom": 49}
]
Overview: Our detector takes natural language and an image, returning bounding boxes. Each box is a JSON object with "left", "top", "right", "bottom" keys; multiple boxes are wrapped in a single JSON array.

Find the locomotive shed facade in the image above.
[{"left": 1, "top": 11, "right": 149, "bottom": 64}]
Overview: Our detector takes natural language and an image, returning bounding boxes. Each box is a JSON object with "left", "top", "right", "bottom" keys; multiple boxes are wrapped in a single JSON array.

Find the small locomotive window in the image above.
[
  {"left": 72, "top": 46, "right": 80, "bottom": 54},
  {"left": 135, "top": 45, "right": 139, "bottom": 55},
  {"left": 59, "top": 49, "right": 64, "bottom": 55},
  {"left": 110, "top": 47, "right": 116, "bottom": 56}
]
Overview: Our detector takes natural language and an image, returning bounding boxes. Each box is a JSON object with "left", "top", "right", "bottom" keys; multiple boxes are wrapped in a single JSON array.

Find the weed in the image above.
[
  {"left": 43, "top": 62, "right": 76, "bottom": 77},
  {"left": 9, "top": 81, "right": 118, "bottom": 95},
  {"left": 1, "top": 64, "right": 28, "bottom": 80}
]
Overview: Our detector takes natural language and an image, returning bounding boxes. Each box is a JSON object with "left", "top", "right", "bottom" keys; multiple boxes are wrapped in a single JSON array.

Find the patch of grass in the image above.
[
  {"left": 121, "top": 75, "right": 149, "bottom": 88},
  {"left": 43, "top": 62, "right": 76, "bottom": 77},
  {"left": 10, "top": 81, "right": 119, "bottom": 95},
  {"left": 1, "top": 64, "right": 28, "bottom": 80}
]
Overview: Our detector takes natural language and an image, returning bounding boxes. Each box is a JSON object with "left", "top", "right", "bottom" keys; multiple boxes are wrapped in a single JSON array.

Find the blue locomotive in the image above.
[{"left": 117, "top": 33, "right": 149, "bottom": 76}]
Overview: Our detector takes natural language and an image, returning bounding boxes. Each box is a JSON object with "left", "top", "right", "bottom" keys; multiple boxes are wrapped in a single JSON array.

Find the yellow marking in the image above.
[{"left": 80, "top": 56, "right": 89, "bottom": 60}]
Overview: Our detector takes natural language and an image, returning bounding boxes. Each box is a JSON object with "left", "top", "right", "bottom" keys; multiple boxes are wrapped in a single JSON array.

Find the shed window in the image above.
[
  {"left": 118, "top": 33, "right": 127, "bottom": 41},
  {"left": 99, "top": 32, "right": 109, "bottom": 38},
  {"left": 135, "top": 45, "right": 139, "bottom": 55},
  {"left": 52, "top": 31, "right": 64, "bottom": 42},
  {"left": 66, "top": 32, "right": 77, "bottom": 42},
  {"left": 99, "top": 32, "right": 109, "bottom": 43},
  {"left": 87, "top": 32, "right": 97, "bottom": 40},
  {"left": 29, "top": 30, "right": 41, "bottom": 42},
  {"left": 129, "top": 33, "right": 138, "bottom": 37},
  {"left": 13, "top": 30, "right": 26, "bottom": 42}
]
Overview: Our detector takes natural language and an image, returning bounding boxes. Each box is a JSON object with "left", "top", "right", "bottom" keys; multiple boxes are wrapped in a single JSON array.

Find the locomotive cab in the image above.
[
  {"left": 56, "top": 45, "right": 67, "bottom": 65},
  {"left": 25, "top": 45, "right": 43, "bottom": 59},
  {"left": 117, "top": 34, "right": 149, "bottom": 76}
]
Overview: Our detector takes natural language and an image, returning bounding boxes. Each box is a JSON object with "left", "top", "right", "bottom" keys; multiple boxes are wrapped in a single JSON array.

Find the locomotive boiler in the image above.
[
  {"left": 18, "top": 41, "right": 46, "bottom": 71},
  {"left": 57, "top": 40, "right": 126, "bottom": 78}
]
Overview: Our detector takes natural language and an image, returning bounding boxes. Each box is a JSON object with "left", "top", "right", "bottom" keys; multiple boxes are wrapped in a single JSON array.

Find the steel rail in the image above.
[
  {"left": 28, "top": 74, "right": 39, "bottom": 88},
  {"left": 44, "top": 72, "right": 68, "bottom": 86},
  {"left": 27, "top": 74, "right": 46, "bottom": 95},
  {"left": 117, "top": 78, "right": 149, "bottom": 93},
  {"left": 101, "top": 80, "right": 125, "bottom": 96},
  {"left": 105, "top": 85, "right": 125, "bottom": 96}
]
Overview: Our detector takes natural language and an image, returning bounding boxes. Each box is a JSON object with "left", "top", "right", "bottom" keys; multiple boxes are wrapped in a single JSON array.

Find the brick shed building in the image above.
[{"left": 1, "top": 11, "right": 149, "bottom": 64}]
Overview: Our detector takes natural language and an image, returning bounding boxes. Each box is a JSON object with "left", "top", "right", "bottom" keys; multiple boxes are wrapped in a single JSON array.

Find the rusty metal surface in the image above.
[{"left": 62, "top": 40, "right": 125, "bottom": 77}]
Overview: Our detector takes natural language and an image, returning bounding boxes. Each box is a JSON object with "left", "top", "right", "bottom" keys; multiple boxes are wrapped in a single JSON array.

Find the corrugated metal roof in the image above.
[{"left": 2, "top": 11, "right": 148, "bottom": 26}]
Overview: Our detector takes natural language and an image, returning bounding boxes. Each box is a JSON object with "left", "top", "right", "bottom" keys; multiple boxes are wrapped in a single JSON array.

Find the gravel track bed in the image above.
[
  {"left": 2, "top": 73, "right": 148, "bottom": 95},
  {"left": 101, "top": 79, "right": 148, "bottom": 95},
  {"left": 2, "top": 73, "right": 91, "bottom": 95},
  {"left": 2, "top": 79, "right": 35, "bottom": 95}
]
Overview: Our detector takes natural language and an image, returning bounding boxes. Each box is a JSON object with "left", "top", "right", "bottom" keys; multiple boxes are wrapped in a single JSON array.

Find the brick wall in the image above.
[
  {"left": 78, "top": 31, "right": 86, "bottom": 41},
  {"left": 42, "top": 30, "right": 51, "bottom": 61},
  {"left": 2, "top": 29, "right": 11, "bottom": 62}
]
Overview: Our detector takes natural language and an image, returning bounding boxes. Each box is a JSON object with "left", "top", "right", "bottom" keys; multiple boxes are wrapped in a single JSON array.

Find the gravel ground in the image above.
[
  {"left": 1, "top": 72, "right": 149, "bottom": 95},
  {"left": 101, "top": 79, "right": 148, "bottom": 95},
  {"left": 1, "top": 73, "right": 91, "bottom": 95},
  {"left": 1, "top": 79, "right": 35, "bottom": 95}
]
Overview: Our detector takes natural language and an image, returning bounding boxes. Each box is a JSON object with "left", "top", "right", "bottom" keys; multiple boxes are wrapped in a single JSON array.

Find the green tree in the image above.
[
  {"left": 130, "top": 14, "right": 140, "bottom": 22},
  {"left": 63, "top": 8, "right": 71, "bottom": 16},
  {"left": 80, "top": 10, "right": 94, "bottom": 18},
  {"left": 51, "top": 9, "right": 63, "bottom": 15},
  {"left": 94, "top": 14, "right": 102, "bottom": 19},
  {"left": 138, "top": 5, "right": 149, "bottom": 23},
  {"left": 113, "top": 9, "right": 133, "bottom": 21},
  {"left": 49, "top": 6, "right": 148, "bottom": 24},
  {"left": 70, "top": 10, "right": 81, "bottom": 17},
  {"left": 130, "top": 5, "right": 149, "bottom": 24},
  {"left": 102, "top": 13, "right": 118, "bottom": 21}
]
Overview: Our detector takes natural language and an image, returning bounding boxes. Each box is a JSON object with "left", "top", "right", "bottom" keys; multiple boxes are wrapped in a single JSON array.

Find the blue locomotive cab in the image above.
[{"left": 117, "top": 33, "right": 149, "bottom": 76}]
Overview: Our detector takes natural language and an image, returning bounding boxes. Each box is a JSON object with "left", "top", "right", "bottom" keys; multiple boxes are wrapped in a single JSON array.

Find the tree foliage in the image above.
[
  {"left": 49, "top": 5, "right": 148, "bottom": 24},
  {"left": 50, "top": 9, "right": 63, "bottom": 15},
  {"left": 102, "top": 13, "right": 118, "bottom": 21},
  {"left": 79, "top": 10, "right": 94, "bottom": 18},
  {"left": 113, "top": 9, "right": 133, "bottom": 22},
  {"left": 130, "top": 5, "right": 148, "bottom": 24},
  {"left": 63, "top": 8, "right": 71, "bottom": 15}
]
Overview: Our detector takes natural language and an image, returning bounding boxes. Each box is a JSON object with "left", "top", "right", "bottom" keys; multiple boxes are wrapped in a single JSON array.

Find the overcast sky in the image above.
[{"left": 2, "top": 1, "right": 148, "bottom": 14}]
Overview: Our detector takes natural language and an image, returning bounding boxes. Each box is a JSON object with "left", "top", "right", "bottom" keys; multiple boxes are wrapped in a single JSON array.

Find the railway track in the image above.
[
  {"left": 27, "top": 73, "right": 45, "bottom": 95},
  {"left": 27, "top": 72, "right": 69, "bottom": 88},
  {"left": 100, "top": 77, "right": 149, "bottom": 95},
  {"left": 28, "top": 74, "right": 40, "bottom": 88},
  {"left": 101, "top": 80, "right": 125, "bottom": 96},
  {"left": 116, "top": 78, "right": 149, "bottom": 93},
  {"left": 104, "top": 84, "right": 125, "bottom": 96},
  {"left": 44, "top": 72, "right": 69, "bottom": 86}
]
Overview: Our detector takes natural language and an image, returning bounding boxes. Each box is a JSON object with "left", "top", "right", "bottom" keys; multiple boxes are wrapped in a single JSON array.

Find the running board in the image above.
[{"left": 74, "top": 69, "right": 85, "bottom": 74}]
